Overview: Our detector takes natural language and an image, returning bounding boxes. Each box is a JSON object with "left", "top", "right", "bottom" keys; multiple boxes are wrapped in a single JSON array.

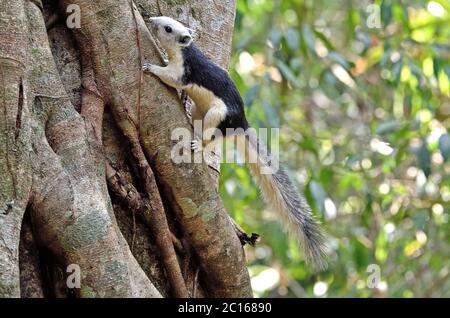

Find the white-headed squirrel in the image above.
[{"left": 143, "top": 16, "right": 327, "bottom": 269}]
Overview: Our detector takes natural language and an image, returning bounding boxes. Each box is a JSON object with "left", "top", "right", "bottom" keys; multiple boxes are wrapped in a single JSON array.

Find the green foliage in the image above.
[{"left": 221, "top": 0, "right": 450, "bottom": 297}]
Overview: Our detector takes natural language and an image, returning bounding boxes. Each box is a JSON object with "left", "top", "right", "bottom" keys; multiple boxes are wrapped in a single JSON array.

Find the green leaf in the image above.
[
  {"left": 376, "top": 120, "right": 399, "bottom": 135},
  {"left": 314, "top": 30, "right": 335, "bottom": 50},
  {"left": 268, "top": 29, "right": 282, "bottom": 48},
  {"left": 392, "top": 60, "right": 403, "bottom": 85},
  {"left": 375, "top": 231, "right": 388, "bottom": 264},
  {"left": 433, "top": 57, "right": 442, "bottom": 80},
  {"left": 298, "top": 138, "right": 319, "bottom": 158},
  {"left": 416, "top": 141, "right": 431, "bottom": 177},
  {"left": 381, "top": 0, "right": 393, "bottom": 26},
  {"left": 262, "top": 100, "right": 279, "bottom": 127},
  {"left": 352, "top": 239, "right": 370, "bottom": 271},
  {"left": 302, "top": 25, "right": 316, "bottom": 53},
  {"left": 319, "top": 167, "right": 334, "bottom": 187},
  {"left": 244, "top": 84, "right": 260, "bottom": 106},
  {"left": 328, "top": 52, "right": 350, "bottom": 70},
  {"left": 309, "top": 181, "right": 327, "bottom": 213},
  {"left": 439, "top": 134, "right": 450, "bottom": 162},
  {"left": 346, "top": 154, "right": 363, "bottom": 167},
  {"left": 409, "top": 62, "right": 423, "bottom": 82},
  {"left": 445, "top": 65, "right": 450, "bottom": 82},
  {"left": 275, "top": 59, "right": 300, "bottom": 87},
  {"left": 393, "top": 3, "right": 410, "bottom": 30},
  {"left": 285, "top": 28, "right": 299, "bottom": 50}
]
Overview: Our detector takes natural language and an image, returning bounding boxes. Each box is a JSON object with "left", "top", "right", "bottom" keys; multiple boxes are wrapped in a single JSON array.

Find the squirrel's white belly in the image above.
[{"left": 186, "top": 84, "right": 225, "bottom": 116}]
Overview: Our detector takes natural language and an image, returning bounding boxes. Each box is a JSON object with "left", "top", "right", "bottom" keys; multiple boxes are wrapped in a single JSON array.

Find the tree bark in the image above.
[{"left": 0, "top": 0, "right": 252, "bottom": 298}]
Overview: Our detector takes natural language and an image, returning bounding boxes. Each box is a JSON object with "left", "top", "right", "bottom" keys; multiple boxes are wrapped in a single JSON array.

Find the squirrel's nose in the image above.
[{"left": 180, "top": 35, "right": 192, "bottom": 44}]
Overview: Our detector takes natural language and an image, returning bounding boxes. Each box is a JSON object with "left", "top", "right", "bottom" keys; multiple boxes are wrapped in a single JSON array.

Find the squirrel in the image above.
[{"left": 143, "top": 16, "right": 327, "bottom": 269}]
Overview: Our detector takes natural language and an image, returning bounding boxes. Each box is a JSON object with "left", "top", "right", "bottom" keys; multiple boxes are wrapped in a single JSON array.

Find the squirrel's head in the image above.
[{"left": 149, "top": 16, "right": 193, "bottom": 51}]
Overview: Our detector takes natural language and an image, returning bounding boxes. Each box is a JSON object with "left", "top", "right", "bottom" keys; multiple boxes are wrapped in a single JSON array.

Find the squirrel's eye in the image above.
[{"left": 164, "top": 26, "right": 172, "bottom": 33}]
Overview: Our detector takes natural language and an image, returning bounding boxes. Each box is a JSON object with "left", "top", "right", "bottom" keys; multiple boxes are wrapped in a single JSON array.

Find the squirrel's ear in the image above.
[{"left": 187, "top": 28, "right": 194, "bottom": 35}]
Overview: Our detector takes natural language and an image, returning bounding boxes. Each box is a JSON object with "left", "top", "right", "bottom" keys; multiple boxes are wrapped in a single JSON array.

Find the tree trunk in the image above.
[{"left": 0, "top": 0, "right": 252, "bottom": 298}]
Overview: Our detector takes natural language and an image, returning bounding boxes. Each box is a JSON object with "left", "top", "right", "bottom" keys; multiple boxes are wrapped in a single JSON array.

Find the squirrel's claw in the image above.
[
  {"left": 142, "top": 62, "right": 153, "bottom": 73},
  {"left": 191, "top": 139, "right": 202, "bottom": 152}
]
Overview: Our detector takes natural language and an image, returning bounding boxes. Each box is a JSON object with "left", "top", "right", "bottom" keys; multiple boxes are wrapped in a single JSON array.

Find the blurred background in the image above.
[{"left": 220, "top": 0, "right": 450, "bottom": 297}]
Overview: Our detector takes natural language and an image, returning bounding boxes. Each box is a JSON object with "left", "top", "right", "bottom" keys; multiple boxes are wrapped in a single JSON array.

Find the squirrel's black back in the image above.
[{"left": 182, "top": 44, "right": 249, "bottom": 133}]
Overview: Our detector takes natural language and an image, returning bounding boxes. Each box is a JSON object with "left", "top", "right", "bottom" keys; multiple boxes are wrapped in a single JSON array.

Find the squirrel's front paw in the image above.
[{"left": 142, "top": 62, "right": 154, "bottom": 73}]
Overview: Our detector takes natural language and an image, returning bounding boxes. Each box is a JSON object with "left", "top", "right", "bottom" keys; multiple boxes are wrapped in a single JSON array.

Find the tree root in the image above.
[
  {"left": 105, "top": 159, "right": 187, "bottom": 258},
  {"left": 105, "top": 160, "right": 189, "bottom": 298},
  {"left": 120, "top": 122, "right": 189, "bottom": 298}
]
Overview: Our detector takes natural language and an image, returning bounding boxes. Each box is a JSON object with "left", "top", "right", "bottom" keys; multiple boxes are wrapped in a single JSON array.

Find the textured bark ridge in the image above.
[{"left": 0, "top": 0, "right": 252, "bottom": 298}]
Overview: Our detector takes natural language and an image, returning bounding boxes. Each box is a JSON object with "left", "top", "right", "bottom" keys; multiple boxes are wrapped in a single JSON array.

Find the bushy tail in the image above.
[{"left": 235, "top": 132, "right": 327, "bottom": 270}]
